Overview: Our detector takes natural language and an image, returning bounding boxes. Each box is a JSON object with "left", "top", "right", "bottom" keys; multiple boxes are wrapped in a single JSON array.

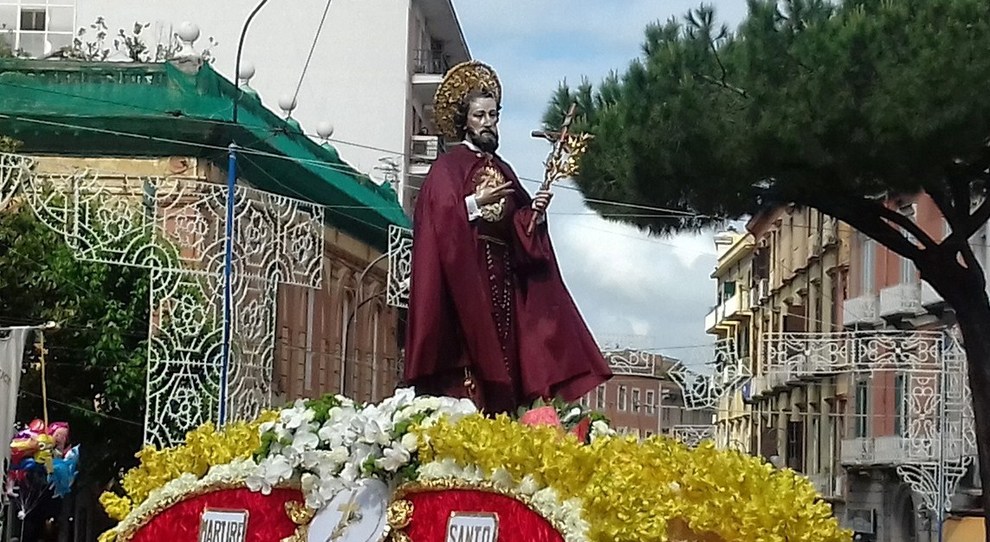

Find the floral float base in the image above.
[{"left": 97, "top": 389, "right": 851, "bottom": 542}]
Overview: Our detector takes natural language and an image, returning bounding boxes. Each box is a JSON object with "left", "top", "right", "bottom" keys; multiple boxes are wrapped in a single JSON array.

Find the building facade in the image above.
[
  {"left": 840, "top": 194, "right": 980, "bottom": 542},
  {"left": 707, "top": 200, "right": 982, "bottom": 541},
  {"left": 578, "top": 349, "right": 714, "bottom": 441},
  {"left": 0, "top": 0, "right": 470, "bottom": 213},
  {"left": 0, "top": 58, "right": 411, "bottom": 413}
]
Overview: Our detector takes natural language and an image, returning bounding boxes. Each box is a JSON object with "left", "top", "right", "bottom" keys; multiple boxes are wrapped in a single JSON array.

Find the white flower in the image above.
[
  {"left": 291, "top": 425, "right": 320, "bottom": 451},
  {"left": 517, "top": 475, "right": 540, "bottom": 496},
  {"left": 562, "top": 407, "right": 583, "bottom": 423},
  {"left": 590, "top": 420, "right": 615, "bottom": 441},
  {"left": 490, "top": 468, "right": 514, "bottom": 490},
  {"left": 246, "top": 455, "right": 293, "bottom": 495},
  {"left": 280, "top": 401, "right": 315, "bottom": 430},
  {"left": 532, "top": 487, "right": 560, "bottom": 510},
  {"left": 380, "top": 387, "right": 416, "bottom": 416},
  {"left": 375, "top": 446, "right": 411, "bottom": 472},
  {"left": 399, "top": 432, "right": 419, "bottom": 453},
  {"left": 259, "top": 421, "right": 276, "bottom": 434}
]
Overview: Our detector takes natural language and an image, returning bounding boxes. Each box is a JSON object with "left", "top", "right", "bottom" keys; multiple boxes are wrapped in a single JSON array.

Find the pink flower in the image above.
[{"left": 519, "top": 406, "right": 562, "bottom": 429}]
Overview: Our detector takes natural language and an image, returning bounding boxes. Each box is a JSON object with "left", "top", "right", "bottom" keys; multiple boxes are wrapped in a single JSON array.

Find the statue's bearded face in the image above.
[{"left": 464, "top": 96, "right": 500, "bottom": 153}]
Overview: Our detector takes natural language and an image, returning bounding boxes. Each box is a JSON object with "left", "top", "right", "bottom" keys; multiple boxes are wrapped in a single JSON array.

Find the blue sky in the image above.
[{"left": 452, "top": 0, "right": 749, "bottom": 354}]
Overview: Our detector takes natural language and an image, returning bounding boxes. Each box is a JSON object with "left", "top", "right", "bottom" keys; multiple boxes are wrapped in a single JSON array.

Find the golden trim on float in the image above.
[{"left": 434, "top": 61, "right": 502, "bottom": 139}]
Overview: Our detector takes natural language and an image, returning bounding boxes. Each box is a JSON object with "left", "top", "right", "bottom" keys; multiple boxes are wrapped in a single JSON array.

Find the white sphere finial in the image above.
[
  {"left": 317, "top": 121, "right": 334, "bottom": 140},
  {"left": 177, "top": 22, "right": 200, "bottom": 44},
  {"left": 238, "top": 61, "right": 256, "bottom": 83},
  {"left": 278, "top": 94, "right": 298, "bottom": 117}
]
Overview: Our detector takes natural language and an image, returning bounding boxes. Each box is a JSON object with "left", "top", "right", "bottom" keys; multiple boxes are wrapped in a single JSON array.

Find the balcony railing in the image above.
[
  {"left": 413, "top": 49, "right": 451, "bottom": 76},
  {"left": 704, "top": 291, "right": 748, "bottom": 332},
  {"left": 879, "top": 283, "right": 922, "bottom": 318},
  {"left": 410, "top": 135, "right": 444, "bottom": 163},
  {"left": 840, "top": 435, "right": 969, "bottom": 466},
  {"left": 842, "top": 294, "right": 881, "bottom": 327}
]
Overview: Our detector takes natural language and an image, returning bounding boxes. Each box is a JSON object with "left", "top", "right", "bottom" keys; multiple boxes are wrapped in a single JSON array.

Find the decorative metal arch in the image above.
[
  {"left": 2, "top": 153, "right": 324, "bottom": 446},
  {"left": 672, "top": 425, "right": 716, "bottom": 448},
  {"left": 665, "top": 338, "right": 749, "bottom": 411},
  {"left": 762, "top": 329, "right": 975, "bottom": 518},
  {"left": 386, "top": 225, "right": 412, "bottom": 309}
]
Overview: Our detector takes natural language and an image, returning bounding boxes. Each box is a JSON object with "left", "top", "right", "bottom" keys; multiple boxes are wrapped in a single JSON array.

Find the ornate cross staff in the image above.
[{"left": 526, "top": 102, "right": 593, "bottom": 234}]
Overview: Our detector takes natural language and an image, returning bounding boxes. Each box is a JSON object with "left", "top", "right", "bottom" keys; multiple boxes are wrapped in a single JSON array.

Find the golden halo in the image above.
[{"left": 433, "top": 61, "right": 502, "bottom": 139}]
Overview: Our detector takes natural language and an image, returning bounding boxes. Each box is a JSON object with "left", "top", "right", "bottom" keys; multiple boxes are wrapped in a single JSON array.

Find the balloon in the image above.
[{"left": 50, "top": 445, "right": 79, "bottom": 498}]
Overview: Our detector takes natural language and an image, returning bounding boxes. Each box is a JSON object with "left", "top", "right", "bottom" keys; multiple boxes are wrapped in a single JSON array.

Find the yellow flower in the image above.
[
  {"left": 98, "top": 492, "right": 132, "bottom": 522},
  {"left": 418, "top": 416, "right": 852, "bottom": 542},
  {"left": 102, "top": 413, "right": 275, "bottom": 519}
]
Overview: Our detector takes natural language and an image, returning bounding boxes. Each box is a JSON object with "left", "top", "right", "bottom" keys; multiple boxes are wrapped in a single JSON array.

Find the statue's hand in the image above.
[
  {"left": 476, "top": 181, "right": 514, "bottom": 206},
  {"left": 532, "top": 190, "right": 553, "bottom": 213}
]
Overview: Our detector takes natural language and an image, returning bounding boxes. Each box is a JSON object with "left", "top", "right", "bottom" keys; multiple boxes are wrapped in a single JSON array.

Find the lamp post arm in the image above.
[{"left": 233, "top": 0, "right": 271, "bottom": 125}]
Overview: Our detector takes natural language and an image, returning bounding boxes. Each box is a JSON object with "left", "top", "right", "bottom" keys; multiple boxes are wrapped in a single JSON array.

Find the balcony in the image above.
[
  {"left": 842, "top": 294, "right": 881, "bottom": 328},
  {"left": 704, "top": 291, "right": 748, "bottom": 333},
  {"left": 841, "top": 435, "right": 968, "bottom": 466},
  {"left": 409, "top": 135, "right": 444, "bottom": 177},
  {"left": 411, "top": 49, "right": 450, "bottom": 105},
  {"left": 879, "top": 283, "right": 922, "bottom": 319}
]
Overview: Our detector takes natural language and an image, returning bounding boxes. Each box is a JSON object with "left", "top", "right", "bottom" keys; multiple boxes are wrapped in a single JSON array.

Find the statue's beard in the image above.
[{"left": 468, "top": 128, "right": 499, "bottom": 154}]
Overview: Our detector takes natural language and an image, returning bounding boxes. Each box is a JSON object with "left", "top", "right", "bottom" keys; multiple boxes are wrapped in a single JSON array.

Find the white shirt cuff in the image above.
[
  {"left": 531, "top": 201, "right": 546, "bottom": 224},
  {"left": 465, "top": 195, "right": 481, "bottom": 221}
]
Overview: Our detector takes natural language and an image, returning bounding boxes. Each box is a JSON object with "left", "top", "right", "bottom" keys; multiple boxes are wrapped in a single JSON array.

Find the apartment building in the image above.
[
  {"left": 706, "top": 230, "right": 755, "bottom": 451},
  {"left": 579, "top": 349, "right": 714, "bottom": 440},
  {"left": 708, "top": 198, "right": 982, "bottom": 541},
  {"left": 841, "top": 194, "right": 980, "bottom": 542}
]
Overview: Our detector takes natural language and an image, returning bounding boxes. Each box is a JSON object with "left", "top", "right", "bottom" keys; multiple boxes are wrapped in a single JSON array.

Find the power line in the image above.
[
  {"left": 18, "top": 389, "right": 144, "bottom": 427},
  {"left": 291, "top": 0, "right": 334, "bottom": 106},
  {"left": 0, "top": 81, "right": 710, "bottom": 218}
]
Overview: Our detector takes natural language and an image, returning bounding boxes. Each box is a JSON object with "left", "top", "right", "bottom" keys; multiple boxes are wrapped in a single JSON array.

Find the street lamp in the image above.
[{"left": 219, "top": 0, "right": 271, "bottom": 426}]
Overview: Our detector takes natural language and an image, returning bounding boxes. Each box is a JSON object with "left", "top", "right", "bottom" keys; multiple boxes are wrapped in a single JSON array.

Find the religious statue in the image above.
[{"left": 404, "top": 61, "right": 612, "bottom": 413}]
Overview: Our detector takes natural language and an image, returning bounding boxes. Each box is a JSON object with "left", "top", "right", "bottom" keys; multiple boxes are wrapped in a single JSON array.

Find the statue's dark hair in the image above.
[{"left": 453, "top": 89, "right": 501, "bottom": 140}]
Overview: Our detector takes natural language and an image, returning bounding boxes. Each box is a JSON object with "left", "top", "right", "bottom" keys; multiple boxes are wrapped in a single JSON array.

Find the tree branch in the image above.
[
  {"left": 693, "top": 40, "right": 749, "bottom": 99},
  {"left": 874, "top": 203, "right": 937, "bottom": 251},
  {"left": 694, "top": 73, "right": 749, "bottom": 98},
  {"left": 926, "top": 186, "right": 955, "bottom": 232},
  {"left": 784, "top": 189, "right": 925, "bottom": 261}
]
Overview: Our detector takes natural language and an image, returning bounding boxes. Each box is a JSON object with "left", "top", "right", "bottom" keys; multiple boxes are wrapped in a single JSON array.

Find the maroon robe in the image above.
[{"left": 404, "top": 144, "right": 612, "bottom": 411}]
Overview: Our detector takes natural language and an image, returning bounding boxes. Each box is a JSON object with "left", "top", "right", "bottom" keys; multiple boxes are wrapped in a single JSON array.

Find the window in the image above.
[
  {"left": 595, "top": 385, "right": 606, "bottom": 410},
  {"left": 618, "top": 386, "right": 628, "bottom": 411},
  {"left": 644, "top": 430, "right": 654, "bottom": 438},
  {"left": 786, "top": 421, "right": 805, "bottom": 472},
  {"left": 19, "top": 7, "right": 41, "bottom": 30},
  {"left": 854, "top": 380, "right": 869, "bottom": 438},
  {"left": 861, "top": 237, "right": 876, "bottom": 295},
  {"left": 894, "top": 373, "right": 907, "bottom": 436},
  {"left": 645, "top": 390, "right": 656, "bottom": 414},
  {"left": 721, "top": 281, "right": 736, "bottom": 303},
  {"left": 0, "top": 2, "right": 75, "bottom": 57},
  {"left": 631, "top": 388, "right": 641, "bottom": 413}
]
